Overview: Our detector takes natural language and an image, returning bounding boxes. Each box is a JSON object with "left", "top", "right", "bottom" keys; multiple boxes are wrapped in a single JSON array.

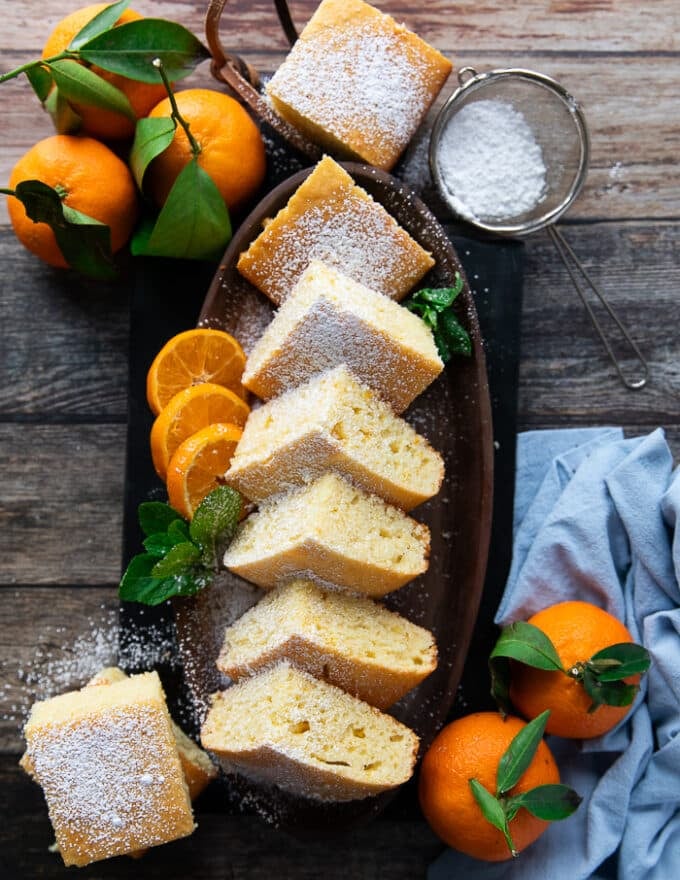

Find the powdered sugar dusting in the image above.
[
  {"left": 27, "top": 703, "right": 192, "bottom": 863},
  {"left": 268, "top": 22, "right": 437, "bottom": 165}
]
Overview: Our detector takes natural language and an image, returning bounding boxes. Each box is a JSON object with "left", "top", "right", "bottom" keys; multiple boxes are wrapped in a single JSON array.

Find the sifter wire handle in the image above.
[{"left": 547, "top": 226, "right": 649, "bottom": 390}]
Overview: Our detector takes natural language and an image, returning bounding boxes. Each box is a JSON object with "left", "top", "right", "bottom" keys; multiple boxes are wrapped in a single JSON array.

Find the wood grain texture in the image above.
[{"left": 1, "top": 0, "right": 679, "bottom": 874}]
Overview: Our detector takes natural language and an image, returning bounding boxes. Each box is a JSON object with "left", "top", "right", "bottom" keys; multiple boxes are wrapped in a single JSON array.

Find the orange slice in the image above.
[
  {"left": 150, "top": 383, "right": 250, "bottom": 480},
  {"left": 146, "top": 328, "right": 247, "bottom": 416},
  {"left": 166, "top": 422, "right": 243, "bottom": 519}
]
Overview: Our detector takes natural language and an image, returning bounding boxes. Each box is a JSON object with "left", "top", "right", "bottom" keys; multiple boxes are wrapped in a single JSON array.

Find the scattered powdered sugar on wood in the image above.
[{"left": 434, "top": 99, "right": 547, "bottom": 222}]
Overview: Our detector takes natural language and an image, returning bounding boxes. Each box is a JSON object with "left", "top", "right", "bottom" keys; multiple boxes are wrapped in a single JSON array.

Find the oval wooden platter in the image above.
[{"left": 173, "top": 162, "right": 494, "bottom": 834}]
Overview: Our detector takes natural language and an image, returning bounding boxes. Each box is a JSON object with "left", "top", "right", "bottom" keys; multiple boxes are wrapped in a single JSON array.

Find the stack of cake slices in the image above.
[{"left": 200, "top": 153, "right": 452, "bottom": 803}]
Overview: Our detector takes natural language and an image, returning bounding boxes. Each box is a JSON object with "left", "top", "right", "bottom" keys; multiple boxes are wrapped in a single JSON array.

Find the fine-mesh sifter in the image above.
[{"left": 429, "top": 67, "right": 648, "bottom": 390}]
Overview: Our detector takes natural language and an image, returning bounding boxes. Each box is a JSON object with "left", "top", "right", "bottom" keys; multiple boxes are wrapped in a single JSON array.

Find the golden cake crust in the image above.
[
  {"left": 266, "top": 0, "right": 452, "bottom": 170},
  {"left": 23, "top": 672, "right": 195, "bottom": 867},
  {"left": 237, "top": 156, "right": 434, "bottom": 305}
]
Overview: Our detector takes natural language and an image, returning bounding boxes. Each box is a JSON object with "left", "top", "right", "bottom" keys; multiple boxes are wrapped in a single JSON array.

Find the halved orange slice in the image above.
[
  {"left": 146, "top": 328, "right": 247, "bottom": 416},
  {"left": 150, "top": 383, "right": 249, "bottom": 479},
  {"left": 166, "top": 423, "right": 243, "bottom": 519}
]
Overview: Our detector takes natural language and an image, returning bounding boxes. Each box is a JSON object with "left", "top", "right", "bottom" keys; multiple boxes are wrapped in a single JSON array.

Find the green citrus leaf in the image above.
[
  {"left": 583, "top": 667, "right": 638, "bottom": 712},
  {"left": 190, "top": 485, "right": 242, "bottom": 569},
  {"left": 12, "top": 179, "right": 118, "bottom": 280},
  {"left": 43, "top": 86, "right": 82, "bottom": 134},
  {"left": 491, "top": 621, "right": 565, "bottom": 671},
  {"left": 68, "top": 0, "right": 131, "bottom": 50},
  {"left": 26, "top": 64, "right": 53, "bottom": 102},
  {"left": 130, "top": 116, "right": 176, "bottom": 189},
  {"left": 140, "top": 159, "right": 231, "bottom": 261},
  {"left": 48, "top": 59, "right": 135, "bottom": 118},
  {"left": 138, "top": 500, "right": 184, "bottom": 537},
  {"left": 496, "top": 710, "right": 550, "bottom": 796},
  {"left": 505, "top": 784, "right": 582, "bottom": 821},
  {"left": 151, "top": 541, "right": 202, "bottom": 577},
  {"left": 588, "top": 643, "right": 651, "bottom": 681},
  {"left": 469, "top": 779, "right": 517, "bottom": 858},
  {"left": 78, "top": 19, "right": 210, "bottom": 83},
  {"left": 490, "top": 655, "right": 512, "bottom": 717}
]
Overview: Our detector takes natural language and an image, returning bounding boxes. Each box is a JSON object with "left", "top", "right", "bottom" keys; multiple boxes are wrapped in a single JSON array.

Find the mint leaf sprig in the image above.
[
  {"left": 404, "top": 273, "right": 472, "bottom": 362},
  {"left": 468, "top": 710, "right": 582, "bottom": 858},
  {"left": 119, "top": 485, "right": 242, "bottom": 606},
  {"left": 469, "top": 711, "right": 582, "bottom": 858},
  {"left": 490, "top": 621, "right": 651, "bottom": 716}
]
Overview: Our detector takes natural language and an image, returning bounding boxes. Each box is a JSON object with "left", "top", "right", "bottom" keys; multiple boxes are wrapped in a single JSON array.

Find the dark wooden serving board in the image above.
[{"left": 120, "top": 223, "right": 523, "bottom": 822}]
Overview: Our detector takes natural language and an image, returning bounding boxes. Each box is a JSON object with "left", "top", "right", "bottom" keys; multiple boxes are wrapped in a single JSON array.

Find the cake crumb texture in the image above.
[
  {"left": 226, "top": 364, "right": 444, "bottom": 510},
  {"left": 223, "top": 472, "right": 430, "bottom": 596},
  {"left": 242, "top": 260, "right": 443, "bottom": 413},
  {"left": 237, "top": 156, "right": 434, "bottom": 305},
  {"left": 200, "top": 661, "right": 420, "bottom": 801},
  {"left": 217, "top": 579, "right": 438, "bottom": 709}
]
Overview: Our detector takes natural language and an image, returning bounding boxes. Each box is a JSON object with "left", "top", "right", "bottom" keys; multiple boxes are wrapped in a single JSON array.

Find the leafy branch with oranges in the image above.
[{"left": 1, "top": 1, "right": 266, "bottom": 278}]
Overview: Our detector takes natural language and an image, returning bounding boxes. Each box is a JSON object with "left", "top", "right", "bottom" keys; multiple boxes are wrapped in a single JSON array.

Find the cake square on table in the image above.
[
  {"left": 23, "top": 671, "right": 195, "bottom": 867},
  {"left": 241, "top": 259, "right": 443, "bottom": 413},
  {"left": 266, "top": 0, "right": 452, "bottom": 170},
  {"left": 223, "top": 471, "right": 430, "bottom": 597},
  {"left": 236, "top": 155, "right": 435, "bottom": 305},
  {"left": 200, "top": 661, "right": 420, "bottom": 801},
  {"left": 217, "top": 579, "right": 438, "bottom": 710},
  {"left": 226, "top": 364, "right": 444, "bottom": 510}
]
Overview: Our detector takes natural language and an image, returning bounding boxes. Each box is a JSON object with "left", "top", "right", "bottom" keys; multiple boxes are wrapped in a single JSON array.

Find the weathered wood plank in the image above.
[
  {"left": 2, "top": 0, "right": 679, "bottom": 53},
  {"left": 0, "top": 756, "right": 441, "bottom": 879},
  {"left": 0, "top": 424, "right": 126, "bottom": 585},
  {"left": 0, "top": 588, "right": 119, "bottom": 753}
]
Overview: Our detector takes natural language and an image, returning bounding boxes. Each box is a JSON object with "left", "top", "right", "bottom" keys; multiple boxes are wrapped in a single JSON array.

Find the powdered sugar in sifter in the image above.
[{"left": 429, "top": 67, "right": 648, "bottom": 390}]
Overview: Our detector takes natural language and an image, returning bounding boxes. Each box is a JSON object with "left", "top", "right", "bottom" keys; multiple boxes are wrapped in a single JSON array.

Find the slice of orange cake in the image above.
[
  {"left": 200, "top": 662, "right": 420, "bottom": 801},
  {"left": 226, "top": 365, "right": 443, "bottom": 510},
  {"left": 22, "top": 672, "right": 195, "bottom": 867},
  {"left": 217, "top": 579, "right": 438, "bottom": 709},
  {"left": 223, "top": 472, "right": 429, "bottom": 597},
  {"left": 237, "top": 155, "right": 434, "bottom": 304},
  {"left": 266, "top": 0, "right": 452, "bottom": 171},
  {"left": 242, "top": 260, "right": 443, "bottom": 413}
]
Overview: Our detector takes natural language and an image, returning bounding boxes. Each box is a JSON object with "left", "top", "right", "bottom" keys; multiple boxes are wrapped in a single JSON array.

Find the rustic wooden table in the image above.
[{"left": 1, "top": 1, "right": 679, "bottom": 877}]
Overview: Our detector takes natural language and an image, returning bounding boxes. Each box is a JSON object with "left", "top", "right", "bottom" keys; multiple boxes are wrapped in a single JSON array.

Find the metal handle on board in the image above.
[
  {"left": 547, "top": 226, "right": 649, "bottom": 390},
  {"left": 204, "top": 0, "right": 321, "bottom": 161}
]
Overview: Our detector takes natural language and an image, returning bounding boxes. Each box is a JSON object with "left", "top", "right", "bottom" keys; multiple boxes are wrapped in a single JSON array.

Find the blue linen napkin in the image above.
[{"left": 429, "top": 427, "right": 680, "bottom": 880}]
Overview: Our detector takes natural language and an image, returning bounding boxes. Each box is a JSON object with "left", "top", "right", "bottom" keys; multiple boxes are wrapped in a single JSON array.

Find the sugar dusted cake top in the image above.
[
  {"left": 237, "top": 155, "right": 435, "bottom": 305},
  {"left": 23, "top": 671, "right": 194, "bottom": 867},
  {"left": 266, "top": 0, "right": 452, "bottom": 170}
]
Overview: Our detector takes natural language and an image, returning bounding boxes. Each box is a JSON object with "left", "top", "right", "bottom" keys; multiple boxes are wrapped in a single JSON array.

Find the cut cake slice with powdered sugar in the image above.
[
  {"left": 241, "top": 259, "right": 444, "bottom": 413},
  {"left": 266, "top": 0, "right": 451, "bottom": 171},
  {"left": 236, "top": 155, "right": 434, "bottom": 305},
  {"left": 216, "top": 579, "right": 438, "bottom": 710},
  {"left": 223, "top": 472, "right": 430, "bottom": 597},
  {"left": 22, "top": 671, "right": 195, "bottom": 867},
  {"left": 200, "top": 661, "right": 420, "bottom": 801},
  {"left": 226, "top": 365, "right": 444, "bottom": 511}
]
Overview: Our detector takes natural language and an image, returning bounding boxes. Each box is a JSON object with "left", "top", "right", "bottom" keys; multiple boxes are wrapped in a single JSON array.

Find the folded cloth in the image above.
[{"left": 429, "top": 427, "right": 680, "bottom": 880}]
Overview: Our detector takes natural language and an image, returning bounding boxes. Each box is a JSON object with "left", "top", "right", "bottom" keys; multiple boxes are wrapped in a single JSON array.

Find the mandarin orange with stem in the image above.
[
  {"left": 419, "top": 712, "right": 561, "bottom": 861},
  {"left": 509, "top": 601, "right": 640, "bottom": 739},
  {"left": 41, "top": 3, "right": 168, "bottom": 140},
  {"left": 145, "top": 89, "right": 266, "bottom": 213},
  {"left": 7, "top": 134, "right": 138, "bottom": 268}
]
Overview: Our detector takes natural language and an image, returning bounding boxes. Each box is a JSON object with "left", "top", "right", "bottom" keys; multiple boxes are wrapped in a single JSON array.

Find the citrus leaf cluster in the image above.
[
  {"left": 489, "top": 620, "right": 651, "bottom": 715},
  {"left": 119, "top": 485, "right": 242, "bottom": 606},
  {"left": 469, "top": 711, "right": 582, "bottom": 858},
  {"left": 404, "top": 274, "right": 472, "bottom": 362}
]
